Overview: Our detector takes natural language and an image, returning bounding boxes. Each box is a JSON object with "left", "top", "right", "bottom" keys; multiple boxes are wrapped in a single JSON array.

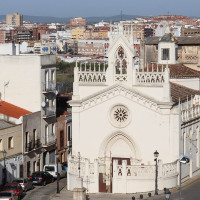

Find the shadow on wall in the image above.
[{"left": 0, "top": 162, "right": 19, "bottom": 185}]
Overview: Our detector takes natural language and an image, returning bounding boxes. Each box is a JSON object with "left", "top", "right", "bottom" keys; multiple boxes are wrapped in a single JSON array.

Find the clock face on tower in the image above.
[{"left": 109, "top": 105, "right": 131, "bottom": 128}]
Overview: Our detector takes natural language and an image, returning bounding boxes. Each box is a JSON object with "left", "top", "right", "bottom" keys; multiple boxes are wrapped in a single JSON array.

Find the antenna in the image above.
[{"left": 4, "top": 81, "right": 9, "bottom": 102}]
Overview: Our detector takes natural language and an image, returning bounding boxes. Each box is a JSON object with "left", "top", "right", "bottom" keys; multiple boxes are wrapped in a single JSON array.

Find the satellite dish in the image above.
[
  {"left": 41, "top": 102, "right": 46, "bottom": 107},
  {"left": 56, "top": 90, "right": 58, "bottom": 95}
]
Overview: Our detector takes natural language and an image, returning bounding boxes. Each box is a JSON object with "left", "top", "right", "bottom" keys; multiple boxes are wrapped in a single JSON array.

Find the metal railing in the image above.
[
  {"left": 43, "top": 107, "right": 56, "bottom": 118},
  {"left": 42, "top": 81, "right": 56, "bottom": 92},
  {"left": 25, "top": 139, "right": 41, "bottom": 152}
]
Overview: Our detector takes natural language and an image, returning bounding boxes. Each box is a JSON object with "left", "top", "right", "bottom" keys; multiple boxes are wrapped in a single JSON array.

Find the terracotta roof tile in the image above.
[
  {"left": 0, "top": 101, "right": 31, "bottom": 119},
  {"left": 170, "top": 82, "right": 200, "bottom": 103}
]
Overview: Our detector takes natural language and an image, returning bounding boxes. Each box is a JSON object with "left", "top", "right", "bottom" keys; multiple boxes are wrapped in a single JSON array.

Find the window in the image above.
[
  {"left": 162, "top": 48, "right": 170, "bottom": 60},
  {"left": 0, "top": 139, "right": 2, "bottom": 151},
  {"left": 51, "top": 70, "right": 55, "bottom": 81},
  {"left": 52, "top": 124, "right": 55, "bottom": 135},
  {"left": 45, "top": 126, "right": 48, "bottom": 144},
  {"left": 25, "top": 132, "right": 29, "bottom": 151},
  {"left": 60, "top": 130, "right": 64, "bottom": 148},
  {"left": 115, "top": 46, "right": 127, "bottom": 76},
  {"left": 33, "top": 161, "right": 36, "bottom": 172},
  {"left": 68, "top": 125, "right": 71, "bottom": 141},
  {"left": 8, "top": 136, "right": 13, "bottom": 149},
  {"left": 33, "top": 129, "right": 38, "bottom": 147}
]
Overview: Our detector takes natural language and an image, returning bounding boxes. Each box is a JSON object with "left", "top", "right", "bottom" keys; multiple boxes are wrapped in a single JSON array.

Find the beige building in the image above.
[
  {"left": 145, "top": 35, "right": 200, "bottom": 70},
  {"left": 71, "top": 27, "right": 85, "bottom": 41},
  {"left": 0, "top": 122, "right": 23, "bottom": 184},
  {"left": 6, "top": 12, "right": 23, "bottom": 26}
]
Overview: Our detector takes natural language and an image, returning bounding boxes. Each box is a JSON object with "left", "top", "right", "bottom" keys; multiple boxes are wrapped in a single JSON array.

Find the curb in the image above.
[{"left": 49, "top": 184, "right": 67, "bottom": 200}]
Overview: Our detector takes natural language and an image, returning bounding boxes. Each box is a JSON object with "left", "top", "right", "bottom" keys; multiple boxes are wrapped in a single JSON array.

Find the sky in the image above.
[{"left": 0, "top": 0, "right": 199, "bottom": 18}]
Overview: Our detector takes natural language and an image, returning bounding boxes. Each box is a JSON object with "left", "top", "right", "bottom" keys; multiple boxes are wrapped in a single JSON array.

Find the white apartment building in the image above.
[{"left": 0, "top": 54, "right": 57, "bottom": 167}]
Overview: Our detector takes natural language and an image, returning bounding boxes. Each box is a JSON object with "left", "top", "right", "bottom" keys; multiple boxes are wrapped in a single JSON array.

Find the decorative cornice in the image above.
[{"left": 70, "top": 84, "right": 172, "bottom": 112}]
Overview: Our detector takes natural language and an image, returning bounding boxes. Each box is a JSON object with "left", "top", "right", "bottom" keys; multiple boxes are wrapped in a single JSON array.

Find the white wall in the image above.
[
  {"left": 171, "top": 78, "right": 200, "bottom": 90},
  {"left": 0, "top": 43, "right": 16, "bottom": 55},
  {"left": 72, "top": 94, "right": 179, "bottom": 164},
  {"left": 0, "top": 55, "right": 55, "bottom": 112}
]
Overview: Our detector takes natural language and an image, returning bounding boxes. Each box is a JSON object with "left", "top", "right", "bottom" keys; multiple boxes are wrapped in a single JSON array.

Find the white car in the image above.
[
  {"left": 43, "top": 164, "right": 66, "bottom": 179},
  {"left": 0, "top": 192, "right": 18, "bottom": 200}
]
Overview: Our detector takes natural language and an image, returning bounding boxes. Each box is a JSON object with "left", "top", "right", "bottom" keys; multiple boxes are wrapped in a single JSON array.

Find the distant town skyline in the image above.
[{"left": 1, "top": 0, "right": 200, "bottom": 18}]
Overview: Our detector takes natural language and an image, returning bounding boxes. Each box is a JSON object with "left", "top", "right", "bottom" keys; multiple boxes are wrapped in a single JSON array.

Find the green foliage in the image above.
[{"left": 56, "top": 61, "right": 75, "bottom": 74}]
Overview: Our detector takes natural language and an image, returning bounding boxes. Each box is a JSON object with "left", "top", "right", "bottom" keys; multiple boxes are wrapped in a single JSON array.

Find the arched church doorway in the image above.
[{"left": 99, "top": 131, "right": 140, "bottom": 193}]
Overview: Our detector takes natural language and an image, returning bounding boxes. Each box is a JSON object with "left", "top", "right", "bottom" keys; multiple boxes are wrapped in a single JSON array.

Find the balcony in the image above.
[
  {"left": 25, "top": 139, "right": 41, "bottom": 152},
  {"left": 43, "top": 107, "right": 56, "bottom": 118},
  {"left": 42, "top": 81, "right": 56, "bottom": 93}
]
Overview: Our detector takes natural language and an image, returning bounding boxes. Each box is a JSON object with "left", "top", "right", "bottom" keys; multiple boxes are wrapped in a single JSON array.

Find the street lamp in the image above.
[
  {"left": 55, "top": 152, "right": 60, "bottom": 194},
  {"left": 178, "top": 154, "right": 190, "bottom": 200},
  {"left": 165, "top": 188, "right": 171, "bottom": 200},
  {"left": 2, "top": 149, "right": 7, "bottom": 185},
  {"left": 154, "top": 150, "right": 159, "bottom": 195}
]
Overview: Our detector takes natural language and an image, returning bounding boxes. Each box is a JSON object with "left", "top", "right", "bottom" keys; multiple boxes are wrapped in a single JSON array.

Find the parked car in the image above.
[
  {"left": 2, "top": 183, "right": 23, "bottom": 200},
  {"left": 0, "top": 192, "right": 18, "bottom": 200},
  {"left": 43, "top": 164, "right": 67, "bottom": 179},
  {"left": 29, "top": 171, "right": 54, "bottom": 186},
  {"left": 12, "top": 178, "right": 33, "bottom": 192}
]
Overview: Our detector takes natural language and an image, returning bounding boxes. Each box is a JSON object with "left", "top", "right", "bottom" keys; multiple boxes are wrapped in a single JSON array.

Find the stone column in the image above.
[
  {"left": 163, "top": 66, "right": 171, "bottom": 102},
  {"left": 73, "top": 188, "right": 86, "bottom": 200},
  {"left": 94, "top": 159, "right": 99, "bottom": 193},
  {"left": 122, "top": 160, "right": 127, "bottom": 193},
  {"left": 73, "top": 61, "right": 80, "bottom": 100},
  {"left": 158, "top": 160, "right": 163, "bottom": 190},
  {"left": 112, "top": 160, "right": 118, "bottom": 193}
]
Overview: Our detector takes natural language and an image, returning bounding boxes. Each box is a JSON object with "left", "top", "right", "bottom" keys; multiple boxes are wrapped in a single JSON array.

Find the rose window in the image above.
[
  {"left": 109, "top": 105, "right": 131, "bottom": 128},
  {"left": 114, "top": 107, "right": 128, "bottom": 122}
]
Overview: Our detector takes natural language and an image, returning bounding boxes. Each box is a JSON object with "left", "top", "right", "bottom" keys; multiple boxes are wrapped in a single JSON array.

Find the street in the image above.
[{"left": 22, "top": 178, "right": 67, "bottom": 200}]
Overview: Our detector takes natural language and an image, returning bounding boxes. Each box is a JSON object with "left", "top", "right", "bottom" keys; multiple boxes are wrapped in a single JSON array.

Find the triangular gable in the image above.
[{"left": 70, "top": 84, "right": 170, "bottom": 112}]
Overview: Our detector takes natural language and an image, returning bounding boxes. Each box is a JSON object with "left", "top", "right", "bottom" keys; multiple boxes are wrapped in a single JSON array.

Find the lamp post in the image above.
[
  {"left": 2, "top": 150, "right": 7, "bottom": 185},
  {"left": 55, "top": 152, "right": 60, "bottom": 194},
  {"left": 165, "top": 188, "right": 171, "bottom": 200},
  {"left": 178, "top": 154, "right": 190, "bottom": 200},
  {"left": 154, "top": 150, "right": 159, "bottom": 195}
]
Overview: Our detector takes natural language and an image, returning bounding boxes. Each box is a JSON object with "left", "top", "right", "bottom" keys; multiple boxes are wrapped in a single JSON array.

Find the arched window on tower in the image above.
[{"left": 115, "top": 46, "right": 127, "bottom": 82}]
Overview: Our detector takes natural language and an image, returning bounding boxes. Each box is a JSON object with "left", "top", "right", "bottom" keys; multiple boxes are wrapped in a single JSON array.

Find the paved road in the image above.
[
  {"left": 23, "top": 178, "right": 67, "bottom": 200},
  {"left": 169, "top": 179, "right": 200, "bottom": 200}
]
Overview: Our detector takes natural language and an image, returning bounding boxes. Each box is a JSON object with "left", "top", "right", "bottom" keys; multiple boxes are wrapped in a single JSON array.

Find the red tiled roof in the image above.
[
  {"left": 0, "top": 101, "right": 31, "bottom": 119},
  {"left": 170, "top": 82, "right": 200, "bottom": 103},
  {"left": 169, "top": 64, "right": 200, "bottom": 78}
]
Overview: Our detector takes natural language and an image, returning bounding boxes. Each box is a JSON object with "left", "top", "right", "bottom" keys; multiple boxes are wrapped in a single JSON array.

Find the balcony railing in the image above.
[
  {"left": 42, "top": 81, "right": 56, "bottom": 92},
  {"left": 43, "top": 107, "right": 56, "bottom": 118},
  {"left": 25, "top": 139, "right": 41, "bottom": 152}
]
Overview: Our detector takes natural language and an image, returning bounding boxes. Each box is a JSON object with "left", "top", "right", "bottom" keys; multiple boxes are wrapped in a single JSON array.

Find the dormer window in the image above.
[{"left": 162, "top": 48, "right": 170, "bottom": 60}]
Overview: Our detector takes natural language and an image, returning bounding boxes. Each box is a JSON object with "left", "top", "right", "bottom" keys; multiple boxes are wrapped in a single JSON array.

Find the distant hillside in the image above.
[{"left": 0, "top": 14, "right": 143, "bottom": 24}]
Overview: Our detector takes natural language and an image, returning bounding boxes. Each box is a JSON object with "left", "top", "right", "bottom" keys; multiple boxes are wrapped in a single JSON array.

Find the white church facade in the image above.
[{"left": 68, "top": 22, "right": 200, "bottom": 193}]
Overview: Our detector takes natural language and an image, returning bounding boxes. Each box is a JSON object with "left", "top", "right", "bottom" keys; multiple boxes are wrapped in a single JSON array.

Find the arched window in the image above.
[{"left": 115, "top": 47, "right": 127, "bottom": 75}]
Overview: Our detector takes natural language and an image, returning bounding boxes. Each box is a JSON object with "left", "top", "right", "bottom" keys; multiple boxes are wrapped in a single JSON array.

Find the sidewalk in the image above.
[
  {"left": 50, "top": 187, "right": 166, "bottom": 200},
  {"left": 50, "top": 174, "right": 200, "bottom": 200}
]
